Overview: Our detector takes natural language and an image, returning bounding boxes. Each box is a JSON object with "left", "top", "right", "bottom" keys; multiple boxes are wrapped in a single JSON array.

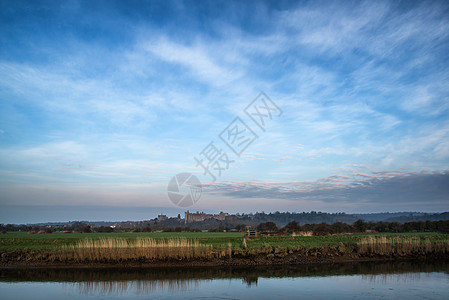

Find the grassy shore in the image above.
[
  {"left": 0, "top": 232, "right": 242, "bottom": 250},
  {"left": 1, "top": 232, "right": 448, "bottom": 266},
  {"left": 2, "top": 231, "right": 448, "bottom": 250}
]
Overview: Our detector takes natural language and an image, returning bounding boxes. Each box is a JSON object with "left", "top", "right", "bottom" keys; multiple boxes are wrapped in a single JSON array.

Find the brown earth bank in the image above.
[{"left": 1, "top": 245, "right": 448, "bottom": 269}]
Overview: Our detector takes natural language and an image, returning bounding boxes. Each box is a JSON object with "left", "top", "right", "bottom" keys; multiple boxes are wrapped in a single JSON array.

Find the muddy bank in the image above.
[{"left": 1, "top": 245, "right": 448, "bottom": 269}]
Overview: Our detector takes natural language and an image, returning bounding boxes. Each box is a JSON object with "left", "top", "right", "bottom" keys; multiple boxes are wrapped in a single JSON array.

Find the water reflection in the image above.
[
  {"left": 69, "top": 279, "right": 203, "bottom": 296},
  {"left": 1, "top": 260, "right": 448, "bottom": 295}
]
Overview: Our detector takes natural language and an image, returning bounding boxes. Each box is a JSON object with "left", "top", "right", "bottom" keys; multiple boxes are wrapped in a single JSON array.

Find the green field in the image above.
[{"left": 1, "top": 231, "right": 448, "bottom": 251}]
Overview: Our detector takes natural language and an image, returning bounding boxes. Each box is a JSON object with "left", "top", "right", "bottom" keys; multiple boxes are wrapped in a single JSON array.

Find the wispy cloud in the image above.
[
  {"left": 1, "top": 1, "right": 448, "bottom": 220},
  {"left": 204, "top": 169, "right": 449, "bottom": 211}
]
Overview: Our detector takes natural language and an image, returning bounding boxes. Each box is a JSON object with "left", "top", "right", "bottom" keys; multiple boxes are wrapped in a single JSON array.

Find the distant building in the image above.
[
  {"left": 246, "top": 226, "right": 258, "bottom": 238},
  {"left": 157, "top": 214, "right": 168, "bottom": 221},
  {"left": 184, "top": 210, "right": 229, "bottom": 224}
]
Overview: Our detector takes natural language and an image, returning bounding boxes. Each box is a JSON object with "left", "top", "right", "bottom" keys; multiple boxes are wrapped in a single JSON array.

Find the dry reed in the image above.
[
  {"left": 59, "top": 238, "right": 224, "bottom": 262},
  {"left": 357, "top": 236, "right": 449, "bottom": 256},
  {"left": 291, "top": 231, "right": 313, "bottom": 237}
]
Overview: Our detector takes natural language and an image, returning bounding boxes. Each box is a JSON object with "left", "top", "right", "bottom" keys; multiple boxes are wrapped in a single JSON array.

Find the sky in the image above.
[{"left": 1, "top": 0, "right": 449, "bottom": 224}]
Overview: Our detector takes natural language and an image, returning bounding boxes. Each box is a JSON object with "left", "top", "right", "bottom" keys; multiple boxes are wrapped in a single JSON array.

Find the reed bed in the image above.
[
  {"left": 58, "top": 238, "right": 229, "bottom": 262},
  {"left": 357, "top": 236, "right": 449, "bottom": 256},
  {"left": 291, "top": 231, "right": 313, "bottom": 237}
]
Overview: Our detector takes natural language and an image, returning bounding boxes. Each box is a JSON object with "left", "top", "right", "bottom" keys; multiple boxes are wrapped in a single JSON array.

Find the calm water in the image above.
[{"left": 1, "top": 261, "right": 448, "bottom": 299}]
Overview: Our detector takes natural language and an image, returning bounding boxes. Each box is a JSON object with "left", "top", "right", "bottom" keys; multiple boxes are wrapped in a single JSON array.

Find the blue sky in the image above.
[{"left": 1, "top": 0, "right": 448, "bottom": 223}]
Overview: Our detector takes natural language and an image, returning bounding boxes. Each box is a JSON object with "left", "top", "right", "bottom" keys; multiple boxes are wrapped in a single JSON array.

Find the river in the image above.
[{"left": 1, "top": 261, "right": 448, "bottom": 299}]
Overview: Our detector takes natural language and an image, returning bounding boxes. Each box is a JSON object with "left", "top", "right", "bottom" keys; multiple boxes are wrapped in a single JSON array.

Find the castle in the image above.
[{"left": 184, "top": 210, "right": 229, "bottom": 224}]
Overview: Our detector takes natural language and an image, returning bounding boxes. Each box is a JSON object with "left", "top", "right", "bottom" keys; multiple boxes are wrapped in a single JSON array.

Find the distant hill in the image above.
[
  {"left": 8, "top": 211, "right": 449, "bottom": 228},
  {"left": 184, "top": 211, "right": 449, "bottom": 228},
  {"left": 236, "top": 211, "right": 449, "bottom": 226},
  {"left": 384, "top": 212, "right": 449, "bottom": 223}
]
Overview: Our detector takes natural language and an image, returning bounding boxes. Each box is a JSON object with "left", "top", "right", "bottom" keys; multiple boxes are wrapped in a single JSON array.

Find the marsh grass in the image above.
[
  {"left": 58, "top": 238, "right": 230, "bottom": 262},
  {"left": 357, "top": 236, "right": 449, "bottom": 256},
  {"left": 3, "top": 232, "right": 449, "bottom": 263},
  {"left": 2, "top": 232, "right": 448, "bottom": 251}
]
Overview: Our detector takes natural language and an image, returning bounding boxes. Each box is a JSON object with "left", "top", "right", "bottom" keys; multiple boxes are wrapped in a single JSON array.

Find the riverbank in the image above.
[
  {"left": 1, "top": 232, "right": 448, "bottom": 268},
  {"left": 2, "top": 241, "right": 448, "bottom": 268}
]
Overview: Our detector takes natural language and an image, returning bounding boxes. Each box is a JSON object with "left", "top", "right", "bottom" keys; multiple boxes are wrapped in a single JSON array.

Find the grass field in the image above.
[{"left": 1, "top": 231, "right": 448, "bottom": 251}]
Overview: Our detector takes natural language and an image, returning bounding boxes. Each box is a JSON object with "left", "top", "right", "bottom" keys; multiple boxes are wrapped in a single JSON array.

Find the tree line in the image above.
[
  {"left": 255, "top": 219, "right": 449, "bottom": 235},
  {"left": 2, "top": 219, "right": 449, "bottom": 235}
]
